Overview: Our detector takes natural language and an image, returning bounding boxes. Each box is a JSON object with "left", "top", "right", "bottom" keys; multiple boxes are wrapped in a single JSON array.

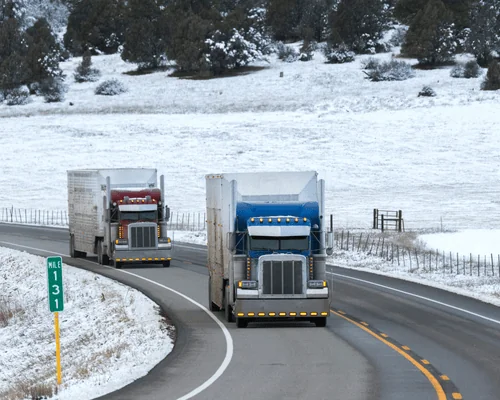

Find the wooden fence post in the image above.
[{"left": 373, "top": 209, "right": 378, "bottom": 229}]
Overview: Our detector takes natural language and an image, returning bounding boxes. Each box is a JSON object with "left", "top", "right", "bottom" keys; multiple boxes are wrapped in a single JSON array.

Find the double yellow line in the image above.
[{"left": 331, "top": 309, "right": 463, "bottom": 400}]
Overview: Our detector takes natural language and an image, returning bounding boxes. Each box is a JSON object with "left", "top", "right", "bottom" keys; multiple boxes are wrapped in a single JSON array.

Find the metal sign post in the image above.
[{"left": 47, "top": 256, "right": 64, "bottom": 385}]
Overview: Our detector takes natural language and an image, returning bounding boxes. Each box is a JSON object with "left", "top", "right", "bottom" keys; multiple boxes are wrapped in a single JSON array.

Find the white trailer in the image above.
[
  {"left": 67, "top": 168, "right": 172, "bottom": 268},
  {"left": 206, "top": 171, "right": 333, "bottom": 327}
]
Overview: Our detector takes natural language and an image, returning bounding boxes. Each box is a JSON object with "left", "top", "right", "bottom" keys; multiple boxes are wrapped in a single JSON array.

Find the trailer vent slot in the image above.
[
  {"left": 130, "top": 225, "right": 157, "bottom": 248},
  {"left": 262, "top": 260, "right": 303, "bottom": 295}
]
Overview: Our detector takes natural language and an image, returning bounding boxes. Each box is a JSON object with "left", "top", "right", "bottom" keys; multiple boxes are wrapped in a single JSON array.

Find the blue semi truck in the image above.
[{"left": 206, "top": 171, "right": 333, "bottom": 328}]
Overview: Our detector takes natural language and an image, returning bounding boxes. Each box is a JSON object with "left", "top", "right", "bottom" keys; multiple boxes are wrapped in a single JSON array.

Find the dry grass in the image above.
[
  {"left": 0, "top": 297, "right": 24, "bottom": 327},
  {"left": 0, "top": 379, "right": 56, "bottom": 400}
]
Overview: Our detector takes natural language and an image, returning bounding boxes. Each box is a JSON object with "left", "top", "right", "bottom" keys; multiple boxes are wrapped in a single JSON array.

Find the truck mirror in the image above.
[
  {"left": 226, "top": 232, "right": 236, "bottom": 252},
  {"left": 326, "top": 231, "right": 334, "bottom": 256}
]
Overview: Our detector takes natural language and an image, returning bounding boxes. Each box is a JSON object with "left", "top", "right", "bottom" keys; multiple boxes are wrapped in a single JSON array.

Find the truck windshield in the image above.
[
  {"left": 250, "top": 236, "right": 309, "bottom": 251},
  {"left": 120, "top": 211, "right": 157, "bottom": 222}
]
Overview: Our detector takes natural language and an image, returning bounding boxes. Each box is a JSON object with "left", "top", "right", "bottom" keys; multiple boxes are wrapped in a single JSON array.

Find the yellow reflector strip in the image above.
[
  {"left": 311, "top": 312, "right": 318, "bottom": 316},
  {"left": 300, "top": 312, "right": 307, "bottom": 316},
  {"left": 154, "top": 258, "right": 159, "bottom": 261},
  {"left": 402, "top": 346, "right": 411, "bottom": 351},
  {"left": 160, "top": 258, "right": 165, "bottom": 261},
  {"left": 237, "top": 313, "right": 244, "bottom": 317},
  {"left": 380, "top": 333, "right": 388, "bottom": 337},
  {"left": 142, "top": 258, "right": 146, "bottom": 261},
  {"left": 337, "top": 310, "right": 346, "bottom": 315},
  {"left": 167, "top": 258, "right": 172, "bottom": 260},
  {"left": 128, "top": 258, "right": 134, "bottom": 261},
  {"left": 269, "top": 312, "right": 276, "bottom": 316},
  {"left": 279, "top": 312, "right": 286, "bottom": 316},
  {"left": 135, "top": 258, "right": 140, "bottom": 261},
  {"left": 421, "top": 359, "right": 430, "bottom": 365},
  {"left": 452, "top": 393, "right": 463, "bottom": 399},
  {"left": 441, "top": 375, "right": 450, "bottom": 381},
  {"left": 289, "top": 312, "right": 296, "bottom": 316},
  {"left": 361, "top": 321, "right": 369, "bottom": 326},
  {"left": 116, "top": 258, "right": 121, "bottom": 261},
  {"left": 248, "top": 312, "right": 255, "bottom": 317},
  {"left": 321, "top": 312, "right": 329, "bottom": 316},
  {"left": 148, "top": 258, "right": 152, "bottom": 261},
  {"left": 258, "top": 312, "right": 265, "bottom": 316}
]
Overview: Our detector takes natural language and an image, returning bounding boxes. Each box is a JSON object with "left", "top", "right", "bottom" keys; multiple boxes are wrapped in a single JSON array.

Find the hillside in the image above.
[{"left": 0, "top": 46, "right": 499, "bottom": 231}]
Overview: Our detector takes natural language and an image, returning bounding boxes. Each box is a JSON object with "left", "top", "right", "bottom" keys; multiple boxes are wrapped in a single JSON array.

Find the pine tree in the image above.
[
  {"left": 401, "top": 0, "right": 457, "bottom": 65},
  {"left": 466, "top": 0, "right": 500, "bottom": 67},
  {"left": 74, "top": 49, "right": 100, "bottom": 82},
  {"left": 64, "top": 0, "right": 127, "bottom": 55},
  {"left": 0, "top": 15, "right": 29, "bottom": 90},
  {"left": 25, "top": 18, "right": 61, "bottom": 85},
  {"left": 481, "top": 60, "right": 500, "bottom": 90},
  {"left": 329, "top": 0, "right": 389, "bottom": 53},
  {"left": 121, "top": 0, "right": 168, "bottom": 69}
]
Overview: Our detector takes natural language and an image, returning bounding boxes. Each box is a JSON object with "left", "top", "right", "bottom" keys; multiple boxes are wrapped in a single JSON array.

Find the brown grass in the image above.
[
  {"left": 0, "top": 298, "right": 23, "bottom": 327},
  {"left": 169, "top": 65, "right": 268, "bottom": 80},
  {"left": 0, "top": 379, "right": 56, "bottom": 400}
]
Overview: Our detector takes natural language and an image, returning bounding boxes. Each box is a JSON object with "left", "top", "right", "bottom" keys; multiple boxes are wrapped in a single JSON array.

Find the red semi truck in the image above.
[{"left": 67, "top": 168, "right": 172, "bottom": 268}]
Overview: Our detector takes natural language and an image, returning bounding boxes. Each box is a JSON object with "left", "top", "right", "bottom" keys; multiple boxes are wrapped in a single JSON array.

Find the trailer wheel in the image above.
[
  {"left": 208, "top": 276, "right": 220, "bottom": 311},
  {"left": 69, "top": 234, "right": 86, "bottom": 258},
  {"left": 236, "top": 317, "right": 248, "bottom": 328},
  {"left": 162, "top": 260, "right": 171, "bottom": 268},
  {"left": 314, "top": 317, "right": 327, "bottom": 327},
  {"left": 224, "top": 286, "right": 234, "bottom": 323}
]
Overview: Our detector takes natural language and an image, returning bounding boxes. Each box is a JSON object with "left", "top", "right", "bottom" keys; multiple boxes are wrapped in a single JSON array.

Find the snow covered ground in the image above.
[
  {"left": 1, "top": 41, "right": 500, "bottom": 398},
  {"left": 0, "top": 247, "right": 174, "bottom": 400}
]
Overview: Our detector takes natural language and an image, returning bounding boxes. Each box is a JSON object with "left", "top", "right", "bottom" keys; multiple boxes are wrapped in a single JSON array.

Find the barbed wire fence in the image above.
[
  {"left": 0, "top": 207, "right": 206, "bottom": 231},
  {"left": 335, "top": 230, "right": 500, "bottom": 278}
]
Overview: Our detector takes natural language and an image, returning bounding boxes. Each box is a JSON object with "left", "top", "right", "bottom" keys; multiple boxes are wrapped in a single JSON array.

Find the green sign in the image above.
[{"left": 47, "top": 256, "right": 64, "bottom": 312}]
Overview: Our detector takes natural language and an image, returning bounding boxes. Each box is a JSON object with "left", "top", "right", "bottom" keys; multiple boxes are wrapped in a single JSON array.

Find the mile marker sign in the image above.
[{"left": 47, "top": 256, "right": 64, "bottom": 312}]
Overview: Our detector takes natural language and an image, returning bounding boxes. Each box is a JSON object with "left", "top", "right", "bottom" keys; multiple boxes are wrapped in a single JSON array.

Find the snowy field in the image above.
[
  {"left": 0, "top": 247, "right": 174, "bottom": 400},
  {"left": 1, "top": 49, "right": 500, "bottom": 231}
]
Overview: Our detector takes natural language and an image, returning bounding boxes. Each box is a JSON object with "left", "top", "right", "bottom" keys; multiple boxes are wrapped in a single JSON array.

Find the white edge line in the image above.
[
  {"left": 326, "top": 271, "right": 500, "bottom": 325},
  {"left": 0, "top": 240, "right": 233, "bottom": 400}
]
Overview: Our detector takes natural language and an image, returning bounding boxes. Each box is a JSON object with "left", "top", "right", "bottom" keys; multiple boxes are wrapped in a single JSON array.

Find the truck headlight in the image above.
[
  {"left": 238, "top": 280, "right": 258, "bottom": 289},
  {"left": 158, "top": 237, "right": 171, "bottom": 243},
  {"left": 308, "top": 280, "right": 327, "bottom": 289}
]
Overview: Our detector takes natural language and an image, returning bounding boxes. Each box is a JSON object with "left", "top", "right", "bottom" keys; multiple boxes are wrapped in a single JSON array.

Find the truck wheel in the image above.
[
  {"left": 314, "top": 317, "right": 327, "bottom": 327},
  {"left": 114, "top": 260, "right": 123, "bottom": 269},
  {"left": 97, "top": 240, "right": 110, "bottom": 265},
  {"left": 162, "top": 260, "right": 171, "bottom": 268},
  {"left": 236, "top": 317, "right": 248, "bottom": 328},
  {"left": 69, "top": 234, "right": 86, "bottom": 258},
  {"left": 224, "top": 286, "right": 234, "bottom": 323},
  {"left": 208, "top": 276, "right": 220, "bottom": 311}
]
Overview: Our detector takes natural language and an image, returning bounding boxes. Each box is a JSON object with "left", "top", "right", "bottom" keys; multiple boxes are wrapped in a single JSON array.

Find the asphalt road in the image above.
[{"left": 2, "top": 223, "right": 500, "bottom": 399}]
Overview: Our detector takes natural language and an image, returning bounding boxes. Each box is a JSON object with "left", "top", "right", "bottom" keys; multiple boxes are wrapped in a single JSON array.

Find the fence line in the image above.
[
  {"left": 335, "top": 230, "right": 500, "bottom": 278},
  {"left": 0, "top": 207, "right": 206, "bottom": 231}
]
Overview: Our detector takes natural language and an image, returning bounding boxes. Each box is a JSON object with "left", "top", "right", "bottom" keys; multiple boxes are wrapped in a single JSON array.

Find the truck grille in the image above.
[
  {"left": 262, "top": 260, "right": 303, "bottom": 295},
  {"left": 130, "top": 225, "right": 156, "bottom": 248}
]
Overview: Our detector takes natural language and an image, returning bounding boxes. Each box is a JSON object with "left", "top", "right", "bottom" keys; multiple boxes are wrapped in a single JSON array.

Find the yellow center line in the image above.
[{"left": 330, "top": 309, "right": 446, "bottom": 400}]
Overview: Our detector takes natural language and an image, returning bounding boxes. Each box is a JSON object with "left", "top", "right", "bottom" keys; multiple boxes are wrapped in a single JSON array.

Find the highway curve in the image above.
[{"left": 2, "top": 223, "right": 500, "bottom": 399}]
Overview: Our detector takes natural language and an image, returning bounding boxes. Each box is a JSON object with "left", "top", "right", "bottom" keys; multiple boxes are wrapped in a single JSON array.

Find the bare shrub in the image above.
[
  {"left": 361, "top": 57, "right": 380, "bottom": 70},
  {"left": 4, "top": 86, "right": 31, "bottom": 106},
  {"left": 95, "top": 79, "right": 128, "bottom": 96},
  {"left": 451, "top": 60, "right": 481, "bottom": 79},
  {"left": 1, "top": 380, "right": 56, "bottom": 400},
  {"left": 0, "top": 297, "right": 23, "bottom": 327},
  {"left": 364, "top": 60, "right": 415, "bottom": 81},
  {"left": 276, "top": 42, "right": 299, "bottom": 63}
]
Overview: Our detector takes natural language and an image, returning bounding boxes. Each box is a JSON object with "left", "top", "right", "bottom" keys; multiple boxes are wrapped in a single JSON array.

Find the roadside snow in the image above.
[{"left": 0, "top": 247, "right": 174, "bottom": 400}]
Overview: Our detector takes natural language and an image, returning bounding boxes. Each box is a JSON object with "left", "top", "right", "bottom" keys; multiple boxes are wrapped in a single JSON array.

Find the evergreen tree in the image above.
[
  {"left": 266, "top": 0, "right": 303, "bottom": 41},
  {"left": 25, "top": 18, "right": 61, "bottom": 85},
  {"left": 74, "top": 49, "right": 100, "bottom": 82},
  {"left": 394, "top": 0, "right": 473, "bottom": 30},
  {"left": 329, "top": 0, "right": 389, "bottom": 54},
  {"left": 401, "top": 0, "right": 457, "bottom": 65},
  {"left": 298, "top": 0, "right": 332, "bottom": 42},
  {"left": 0, "top": 15, "right": 29, "bottom": 90},
  {"left": 481, "top": 60, "right": 500, "bottom": 90},
  {"left": 121, "top": 0, "right": 168, "bottom": 69},
  {"left": 465, "top": 0, "right": 500, "bottom": 67},
  {"left": 64, "top": 0, "right": 127, "bottom": 55}
]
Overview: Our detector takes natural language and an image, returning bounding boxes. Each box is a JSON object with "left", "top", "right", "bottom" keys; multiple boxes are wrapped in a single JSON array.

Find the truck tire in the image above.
[
  {"left": 208, "top": 276, "right": 220, "bottom": 311},
  {"left": 162, "top": 260, "right": 171, "bottom": 268},
  {"left": 224, "top": 285, "right": 234, "bottom": 323},
  {"left": 114, "top": 260, "right": 123, "bottom": 269},
  {"left": 314, "top": 317, "right": 327, "bottom": 327},
  {"left": 69, "top": 234, "right": 86, "bottom": 258},
  {"left": 97, "top": 240, "right": 110, "bottom": 265},
  {"left": 236, "top": 317, "right": 248, "bottom": 328}
]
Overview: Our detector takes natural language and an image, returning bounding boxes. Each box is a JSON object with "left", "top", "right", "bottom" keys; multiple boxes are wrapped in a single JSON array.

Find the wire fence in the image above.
[
  {"left": 0, "top": 207, "right": 206, "bottom": 231},
  {"left": 336, "top": 230, "right": 500, "bottom": 278}
]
